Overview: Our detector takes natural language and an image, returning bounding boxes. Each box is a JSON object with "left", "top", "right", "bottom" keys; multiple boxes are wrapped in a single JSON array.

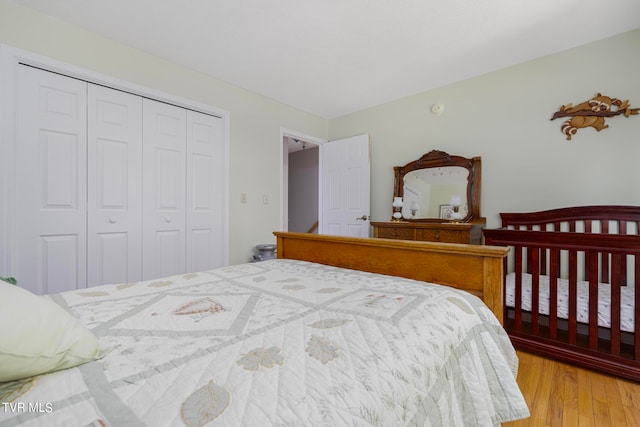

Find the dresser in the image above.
[{"left": 371, "top": 221, "right": 485, "bottom": 245}]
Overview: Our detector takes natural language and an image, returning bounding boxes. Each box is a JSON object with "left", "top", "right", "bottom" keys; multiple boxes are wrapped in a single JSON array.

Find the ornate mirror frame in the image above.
[{"left": 392, "top": 150, "right": 482, "bottom": 223}]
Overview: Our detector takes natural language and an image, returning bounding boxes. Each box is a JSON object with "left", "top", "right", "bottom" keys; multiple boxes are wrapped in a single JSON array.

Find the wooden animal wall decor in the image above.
[{"left": 550, "top": 93, "right": 639, "bottom": 140}]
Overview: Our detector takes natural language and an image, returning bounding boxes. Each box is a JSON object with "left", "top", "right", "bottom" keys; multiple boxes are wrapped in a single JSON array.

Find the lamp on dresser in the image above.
[
  {"left": 450, "top": 195, "right": 463, "bottom": 222},
  {"left": 391, "top": 197, "right": 404, "bottom": 221}
]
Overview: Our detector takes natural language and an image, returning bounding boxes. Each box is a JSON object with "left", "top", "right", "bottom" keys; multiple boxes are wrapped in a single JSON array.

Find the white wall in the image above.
[
  {"left": 0, "top": 0, "right": 328, "bottom": 264},
  {"left": 329, "top": 29, "right": 640, "bottom": 229}
]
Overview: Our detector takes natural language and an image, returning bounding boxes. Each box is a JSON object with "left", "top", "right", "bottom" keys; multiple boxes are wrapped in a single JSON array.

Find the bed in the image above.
[
  {"left": 483, "top": 206, "right": 640, "bottom": 381},
  {"left": 0, "top": 232, "right": 529, "bottom": 426}
]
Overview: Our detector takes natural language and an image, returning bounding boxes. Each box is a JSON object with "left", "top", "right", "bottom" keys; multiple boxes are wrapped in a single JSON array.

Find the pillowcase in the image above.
[{"left": 0, "top": 280, "right": 101, "bottom": 382}]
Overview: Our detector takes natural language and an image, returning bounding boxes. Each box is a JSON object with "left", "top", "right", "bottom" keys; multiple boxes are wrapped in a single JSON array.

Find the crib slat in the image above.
[
  {"left": 531, "top": 248, "right": 540, "bottom": 335},
  {"left": 635, "top": 222, "right": 639, "bottom": 359},
  {"left": 585, "top": 221, "right": 593, "bottom": 283},
  {"left": 515, "top": 245, "right": 523, "bottom": 330},
  {"left": 636, "top": 256, "right": 640, "bottom": 361},
  {"left": 539, "top": 224, "right": 548, "bottom": 276},
  {"left": 588, "top": 251, "right": 599, "bottom": 350},
  {"left": 601, "top": 221, "right": 610, "bottom": 284},
  {"left": 549, "top": 248, "right": 559, "bottom": 340},
  {"left": 611, "top": 253, "right": 622, "bottom": 356},
  {"left": 553, "top": 222, "right": 561, "bottom": 278},
  {"left": 525, "top": 226, "right": 534, "bottom": 274},
  {"left": 620, "top": 221, "right": 628, "bottom": 286},
  {"left": 568, "top": 250, "right": 578, "bottom": 345}
]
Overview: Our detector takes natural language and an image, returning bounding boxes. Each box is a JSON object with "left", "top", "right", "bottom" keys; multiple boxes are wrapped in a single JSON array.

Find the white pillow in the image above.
[{"left": 0, "top": 281, "right": 101, "bottom": 382}]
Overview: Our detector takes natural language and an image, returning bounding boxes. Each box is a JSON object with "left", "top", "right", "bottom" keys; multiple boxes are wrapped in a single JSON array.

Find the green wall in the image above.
[
  {"left": 0, "top": 0, "right": 328, "bottom": 264},
  {"left": 2, "top": 0, "right": 639, "bottom": 263},
  {"left": 329, "top": 29, "right": 640, "bottom": 229}
]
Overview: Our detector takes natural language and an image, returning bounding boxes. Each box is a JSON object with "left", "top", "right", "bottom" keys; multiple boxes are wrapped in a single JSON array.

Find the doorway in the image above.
[
  {"left": 280, "top": 131, "right": 371, "bottom": 237},
  {"left": 280, "top": 129, "right": 323, "bottom": 233}
]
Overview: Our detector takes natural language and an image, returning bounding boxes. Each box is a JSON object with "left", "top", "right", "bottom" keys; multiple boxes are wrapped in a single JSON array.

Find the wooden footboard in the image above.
[
  {"left": 484, "top": 205, "right": 640, "bottom": 381},
  {"left": 274, "top": 232, "right": 508, "bottom": 322}
]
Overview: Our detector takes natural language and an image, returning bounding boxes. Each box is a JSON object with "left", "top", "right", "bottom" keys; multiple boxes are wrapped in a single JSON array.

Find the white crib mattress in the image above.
[{"left": 506, "top": 272, "right": 636, "bottom": 333}]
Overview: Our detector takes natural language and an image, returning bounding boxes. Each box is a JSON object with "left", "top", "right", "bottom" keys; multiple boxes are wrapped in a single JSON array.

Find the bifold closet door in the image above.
[
  {"left": 12, "top": 66, "right": 226, "bottom": 293},
  {"left": 186, "top": 110, "right": 225, "bottom": 272},
  {"left": 87, "top": 85, "right": 143, "bottom": 287},
  {"left": 15, "top": 65, "right": 88, "bottom": 294},
  {"left": 142, "top": 99, "right": 187, "bottom": 279}
]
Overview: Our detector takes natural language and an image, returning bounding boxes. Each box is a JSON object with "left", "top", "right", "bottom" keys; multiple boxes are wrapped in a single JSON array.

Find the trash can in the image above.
[{"left": 252, "top": 244, "right": 277, "bottom": 262}]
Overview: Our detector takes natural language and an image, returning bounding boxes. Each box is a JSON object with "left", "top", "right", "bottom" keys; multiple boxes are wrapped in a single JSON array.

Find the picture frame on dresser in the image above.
[{"left": 439, "top": 204, "right": 454, "bottom": 220}]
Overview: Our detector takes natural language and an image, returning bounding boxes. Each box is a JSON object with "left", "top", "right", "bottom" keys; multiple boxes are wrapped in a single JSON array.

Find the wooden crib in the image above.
[{"left": 483, "top": 206, "right": 640, "bottom": 381}]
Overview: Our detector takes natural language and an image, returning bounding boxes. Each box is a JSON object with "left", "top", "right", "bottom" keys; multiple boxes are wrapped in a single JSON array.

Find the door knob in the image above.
[
  {"left": 165, "top": 218, "right": 172, "bottom": 223},
  {"left": 356, "top": 215, "right": 370, "bottom": 221},
  {"left": 109, "top": 218, "right": 117, "bottom": 224}
]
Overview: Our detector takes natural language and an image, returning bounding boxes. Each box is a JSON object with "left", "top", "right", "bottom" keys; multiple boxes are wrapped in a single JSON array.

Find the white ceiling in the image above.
[{"left": 15, "top": 0, "right": 640, "bottom": 119}]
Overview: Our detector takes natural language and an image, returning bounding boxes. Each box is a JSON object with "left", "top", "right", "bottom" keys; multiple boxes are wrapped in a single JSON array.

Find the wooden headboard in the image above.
[{"left": 274, "top": 232, "right": 509, "bottom": 322}]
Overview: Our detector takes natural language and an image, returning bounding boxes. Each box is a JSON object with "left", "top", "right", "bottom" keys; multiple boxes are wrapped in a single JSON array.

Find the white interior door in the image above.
[
  {"left": 142, "top": 99, "right": 187, "bottom": 279},
  {"left": 320, "top": 134, "right": 370, "bottom": 237},
  {"left": 186, "top": 110, "right": 225, "bottom": 272},
  {"left": 87, "top": 85, "right": 143, "bottom": 286},
  {"left": 15, "top": 65, "right": 88, "bottom": 294}
]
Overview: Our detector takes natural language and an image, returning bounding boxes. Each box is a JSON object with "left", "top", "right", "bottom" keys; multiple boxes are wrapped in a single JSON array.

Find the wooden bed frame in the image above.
[
  {"left": 274, "top": 232, "right": 509, "bottom": 322},
  {"left": 483, "top": 206, "right": 640, "bottom": 381}
]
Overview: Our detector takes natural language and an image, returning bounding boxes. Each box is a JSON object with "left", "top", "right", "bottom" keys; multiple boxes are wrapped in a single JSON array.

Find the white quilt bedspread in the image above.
[{"left": 1, "top": 260, "right": 528, "bottom": 426}]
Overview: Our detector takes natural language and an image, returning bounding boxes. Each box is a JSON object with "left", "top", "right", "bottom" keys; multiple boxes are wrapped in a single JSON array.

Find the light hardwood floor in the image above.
[{"left": 505, "top": 351, "right": 640, "bottom": 426}]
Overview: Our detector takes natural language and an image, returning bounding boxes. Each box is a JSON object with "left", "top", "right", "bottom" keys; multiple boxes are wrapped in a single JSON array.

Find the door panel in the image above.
[
  {"left": 143, "top": 99, "right": 187, "bottom": 279},
  {"left": 156, "top": 148, "right": 182, "bottom": 208},
  {"left": 15, "top": 65, "right": 88, "bottom": 294},
  {"left": 93, "top": 232, "right": 128, "bottom": 285},
  {"left": 321, "top": 134, "right": 370, "bottom": 237},
  {"left": 186, "top": 110, "right": 225, "bottom": 272},
  {"left": 40, "top": 234, "right": 81, "bottom": 294},
  {"left": 42, "top": 130, "right": 81, "bottom": 209},
  {"left": 87, "top": 85, "right": 143, "bottom": 286},
  {"left": 156, "top": 230, "right": 182, "bottom": 278}
]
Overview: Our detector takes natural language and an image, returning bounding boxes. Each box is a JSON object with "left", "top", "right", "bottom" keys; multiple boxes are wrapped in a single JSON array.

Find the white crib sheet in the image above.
[{"left": 506, "top": 272, "right": 636, "bottom": 333}]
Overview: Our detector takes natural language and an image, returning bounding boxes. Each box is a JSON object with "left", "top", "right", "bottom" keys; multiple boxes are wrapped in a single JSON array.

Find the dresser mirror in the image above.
[{"left": 392, "top": 150, "right": 482, "bottom": 222}]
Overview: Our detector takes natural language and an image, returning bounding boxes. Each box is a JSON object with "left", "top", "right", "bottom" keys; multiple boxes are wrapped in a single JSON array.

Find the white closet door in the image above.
[
  {"left": 186, "top": 110, "right": 225, "bottom": 272},
  {"left": 87, "top": 85, "right": 143, "bottom": 286},
  {"left": 142, "top": 99, "right": 187, "bottom": 279},
  {"left": 15, "top": 65, "right": 88, "bottom": 294}
]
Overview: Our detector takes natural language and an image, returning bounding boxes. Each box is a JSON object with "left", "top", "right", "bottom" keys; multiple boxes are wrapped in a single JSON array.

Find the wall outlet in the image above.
[
  {"left": 262, "top": 194, "right": 269, "bottom": 205},
  {"left": 240, "top": 193, "right": 247, "bottom": 204}
]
